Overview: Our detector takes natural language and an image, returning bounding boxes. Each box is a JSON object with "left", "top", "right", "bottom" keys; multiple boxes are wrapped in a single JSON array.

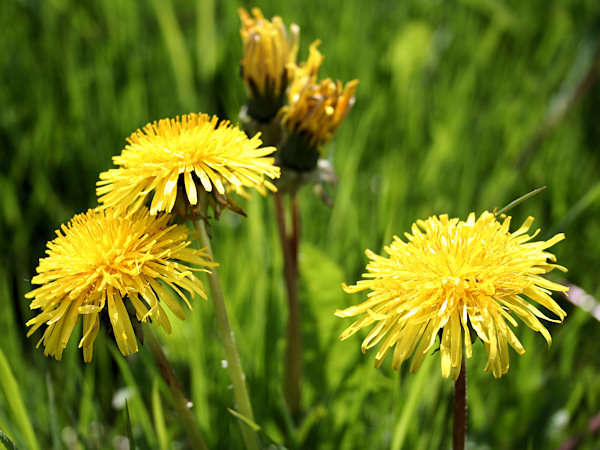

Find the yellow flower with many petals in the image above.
[
  {"left": 281, "top": 41, "right": 358, "bottom": 151},
  {"left": 26, "top": 207, "right": 213, "bottom": 362},
  {"left": 239, "top": 8, "right": 299, "bottom": 121},
  {"left": 336, "top": 211, "right": 568, "bottom": 380},
  {"left": 97, "top": 113, "right": 280, "bottom": 215}
]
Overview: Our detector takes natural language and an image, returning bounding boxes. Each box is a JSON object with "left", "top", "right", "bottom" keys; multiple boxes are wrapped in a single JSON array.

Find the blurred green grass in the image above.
[{"left": 1, "top": 0, "right": 600, "bottom": 448}]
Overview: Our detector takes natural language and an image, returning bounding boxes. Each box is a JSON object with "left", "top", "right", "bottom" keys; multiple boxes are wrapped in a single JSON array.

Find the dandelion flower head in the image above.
[
  {"left": 336, "top": 211, "right": 568, "bottom": 380},
  {"left": 26, "top": 207, "right": 213, "bottom": 362},
  {"left": 97, "top": 113, "right": 281, "bottom": 215},
  {"left": 281, "top": 41, "right": 358, "bottom": 149},
  {"left": 239, "top": 8, "right": 299, "bottom": 120}
]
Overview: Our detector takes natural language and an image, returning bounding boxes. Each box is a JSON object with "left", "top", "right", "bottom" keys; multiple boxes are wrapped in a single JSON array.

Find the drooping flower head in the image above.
[
  {"left": 336, "top": 211, "right": 568, "bottom": 380},
  {"left": 26, "top": 207, "right": 213, "bottom": 362},
  {"left": 239, "top": 7, "right": 300, "bottom": 121},
  {"left": 279, "top": 41, "right": 358, "bottom": 171},
  {"left": 97, "top": 113, "right": 280, "bottom": 217}
]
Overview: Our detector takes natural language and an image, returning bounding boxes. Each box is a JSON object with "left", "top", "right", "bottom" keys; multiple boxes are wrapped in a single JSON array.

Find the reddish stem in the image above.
[
  {"left": 275, "top": 193, "right": 302, "bottom": 416},
  {"left": 453, "top": 355, "right": 467, "bottom": 450}
]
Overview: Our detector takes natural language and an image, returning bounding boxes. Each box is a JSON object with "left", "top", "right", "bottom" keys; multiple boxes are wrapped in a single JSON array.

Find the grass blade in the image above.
[
  {"left": 0, "top": 348, "right": 39, "bottom": 450},
  {"left": 151, "top": 378, "right": 169, "bottom": 450},
  {"left": 0, "top": 427, "right": 18, "bottom": 450},
  {"left": 496, "top": 186, "right": 547, "bottom": 216},
  {"left": 125, "top": 401, "right": 136, "bottom": 450}
]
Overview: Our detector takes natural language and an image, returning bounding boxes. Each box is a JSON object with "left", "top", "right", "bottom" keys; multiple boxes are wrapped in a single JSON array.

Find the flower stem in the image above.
[
  {"left": 274, "top": 193, "right": 302, "bottom": 416},
  {"left": 194, "top": 218, "right": 260, "bottom": 450},
  {"left": 143, "top": 325, "right": 209, "bottom": 450},
  {"left": 453, "top": 355, "right": 467, "bottom": 450}
]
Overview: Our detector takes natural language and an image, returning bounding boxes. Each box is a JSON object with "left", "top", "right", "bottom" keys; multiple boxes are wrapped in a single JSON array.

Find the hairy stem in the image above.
[
  {"left": 195, "top": 218, "right": 259, "bottom": 450},
  {"left": 275, "top": 193, "right": 302, "bottom": 416},
  {"left": 144, "top": 326, "right": 209, "bottom": 450}
]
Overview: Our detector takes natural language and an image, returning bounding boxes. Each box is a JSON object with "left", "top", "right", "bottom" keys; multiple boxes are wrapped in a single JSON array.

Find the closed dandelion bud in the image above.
[
  {"left": 279, "top": 41, "right": 358, "bottom": 173},
  {"left": 239, "top": 8, "right": 299, "bottom": 122}
]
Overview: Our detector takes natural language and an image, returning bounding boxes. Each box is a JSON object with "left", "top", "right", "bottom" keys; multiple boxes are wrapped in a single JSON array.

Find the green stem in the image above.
[
  {"left": 143, "top": 325, "right": 209, "bottom": 450},
  {"left": 496, "top": 185, "right": 547, "bottom": 216},
  {"left": 195, "top": 218, "right": 260, "bottom": 450},
  {"left": 453, "top": 355, "right": 467, "bottom": 450},
  {"left": 274, "top": 193, "right": 302, "bottom": 416}
]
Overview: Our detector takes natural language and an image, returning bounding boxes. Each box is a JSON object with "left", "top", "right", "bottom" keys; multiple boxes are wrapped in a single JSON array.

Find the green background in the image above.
[{"left": 1, "top": 0, "right": 600, "bottom": 448}]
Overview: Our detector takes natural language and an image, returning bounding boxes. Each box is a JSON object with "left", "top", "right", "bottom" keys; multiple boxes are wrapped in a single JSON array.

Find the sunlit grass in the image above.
[{"left": 1, "top": 0, "right": 599, "bottom": 448}]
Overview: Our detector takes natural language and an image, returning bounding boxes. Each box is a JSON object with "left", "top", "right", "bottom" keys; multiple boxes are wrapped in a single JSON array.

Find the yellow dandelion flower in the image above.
[
  {"left": 239, "top": 8, "right": 299, "bottom": 120},
  {"left": 281, "top": 41, "right": 358, "bottom": 150},
  {"left": 97, "top": 113, "right": 281, "bottom": 215},
  {"left": 287, "top": 39, "right": 323, "bottom": 88},
  {"left": 26, "top": 207, "right": 213, "bottom": 362},
  {"left": 336, "top": 211, "right": 568, "bottom": 380}
]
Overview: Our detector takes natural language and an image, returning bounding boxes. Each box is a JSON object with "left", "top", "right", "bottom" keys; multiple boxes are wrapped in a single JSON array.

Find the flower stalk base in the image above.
[
  {"left": 275, "top": 193, "right": 302, "bottom": 416},
  {"left": 195, "top": 218, "right": 260, "bottom": 450},
  {"left": 144, "top": 325, "right": 209, "bottom": 450},
  {"left": 453, "top": 356, "right": 467, "bottom": 450}
]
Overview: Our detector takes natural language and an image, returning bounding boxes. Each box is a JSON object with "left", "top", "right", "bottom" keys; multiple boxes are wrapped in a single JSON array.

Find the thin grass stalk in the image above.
[
  {"left": 143, "top": 326, "right": 209, "bottom": 450},
  {"left": 194, "top": 218, "right": 260, "bottom": 450},
  {"left": 453, "top": 355, "right": 467, "bottom": 450},
  {"left": 274, "top": 193, "right": 302, "bottom": 415}
]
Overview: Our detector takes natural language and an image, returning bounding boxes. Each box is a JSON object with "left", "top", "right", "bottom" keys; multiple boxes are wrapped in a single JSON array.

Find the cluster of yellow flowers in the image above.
[
  {"left": 27, "top": 115, "right": 280, "bottom": 360},
  {"left": 27, "top": 6, "right": 361, "bottom": 364},
  {"left": 238, "top": 8, "right": 358, "bottom": 174},
  {"left": 26, "top": 7, "right": 567, "bottom": 383}
]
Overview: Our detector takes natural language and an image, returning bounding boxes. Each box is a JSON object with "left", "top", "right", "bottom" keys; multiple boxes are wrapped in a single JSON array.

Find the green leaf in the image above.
[
  {"left": 226, "top": 408, "right": 261, "bottom": 432},
  {"left": 0, "top": 348, "right": 38, "bottom": 450},
  {"left": 151, "top": 378, "right": 170, "bottom": 450},
  {"left": 227, "top": 408, "right": 288, "bottom": 449},
  {"left": 0, "top": 427, "right": 18, "bottom": 450},
  {"left": 496, "top": 186, "right": 547, "bottom": 216},
  {"left": 125, "top": 401, "right": 136, "bottom": 450},
  {"left": 109, "top": 347, "right": 156, "bottom": 447}
]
